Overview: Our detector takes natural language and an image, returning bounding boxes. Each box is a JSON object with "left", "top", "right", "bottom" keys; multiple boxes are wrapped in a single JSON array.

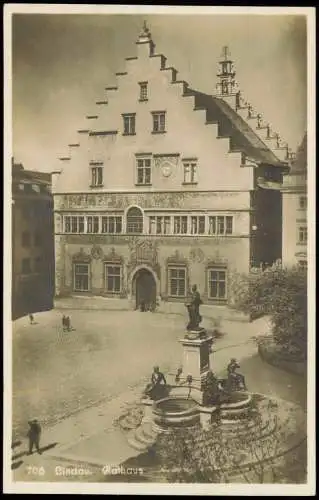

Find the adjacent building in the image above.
[
  {"left": 282, "top": 134, "right": 308, "bottom": 269},
  {"left": 12, "top": 161, "right": 54, "bottom": 319},
  {"left": 52, "top": 24, "right": 294, "bottom": 314}
]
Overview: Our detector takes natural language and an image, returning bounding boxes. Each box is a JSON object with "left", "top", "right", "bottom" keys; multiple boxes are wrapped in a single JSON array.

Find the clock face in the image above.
[{"left": 162, "top": 161, "right": 172, "bottom": 177}]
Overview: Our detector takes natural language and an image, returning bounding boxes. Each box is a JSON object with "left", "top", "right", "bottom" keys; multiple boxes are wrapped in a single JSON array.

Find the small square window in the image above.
[
  {"left": 105, "top": 264, "right": 122, "bottom": 293},
  {"left": 183, "top": 162, "right": 198, "bottom": 184},
  {"left": 64, "top": 216, "right": 71, "bottom": 233},
  {"left": 174, "top": 216, "right": 188, "bottom": 235},
  {"left": 91, "top": 166, "right": 103, "bottom": 187},
  {"left": 208, "top": 267, "right": 227, "bottom": 300},
  {"left": 101, "top": 216, "right": 122, "bottom": 234},
  {"left": 136, "top": 157, "right": 152, "bottom": 185},
  {"left": 152, "top": 112, "right": 166, "bottom": 133},
  {"left": 74, "top": 263, "right": 90, "bottom": 292},
  {"left": 87, "top": 216, "right": 99, "bottom": 233},
  {"left": 123, "top": 114, "right": 136, "bottom": 135},
  {"left": 299, "top": 196, "right": 307, "bottom": 210},
  {"left": 168, "top": 266, "right": 186, "bottom": 297},
  {"left": 190, "top": 216, "right": 205, "bottom": 235},
  {"left": 139, "top": 82, "right": 148, "bottom": 101},
  {"left": 78, "top": 216, "right": 85, "bottom": 233},
  {"left": 222, "top": 80, "right": 229, "bottom": 94},
  {"left": 298, "top": 226, "right": 307, "bottom": 244},
  {"left": 298, "top": 260, "right": 307, "bottom": 271}
]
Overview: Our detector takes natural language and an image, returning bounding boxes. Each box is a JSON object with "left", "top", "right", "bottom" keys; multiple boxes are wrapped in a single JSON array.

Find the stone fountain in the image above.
[
  {"left": 120, "top": 291, "right": 306, "bottom": 481},
  {"left": 141, "top": 287, "right": 252, "bottom": 433}
]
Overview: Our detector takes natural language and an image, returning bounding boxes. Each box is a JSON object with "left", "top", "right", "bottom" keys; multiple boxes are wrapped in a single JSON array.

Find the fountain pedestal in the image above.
[{"left": 179, "top": 330, "right": 213, "bottom": 390}]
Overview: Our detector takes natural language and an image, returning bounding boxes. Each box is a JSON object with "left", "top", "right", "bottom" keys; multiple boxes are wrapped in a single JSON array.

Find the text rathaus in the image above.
[{"left": 53, "top": 23, "right": 294, "bottom": 315}]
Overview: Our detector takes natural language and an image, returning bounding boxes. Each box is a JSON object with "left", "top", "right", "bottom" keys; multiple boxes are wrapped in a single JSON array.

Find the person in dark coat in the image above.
[
  {"left": 27, "top": 419, "right": 42, "bottom": 455},
  {"left": 62, "top": 315, "right": 67, "bottom": 331},
  {"left": 28, "top": 313, "right": 35, "bottom": 325},
  {"left": 65, "top": 316, "right": 71, "bottom": 331}
]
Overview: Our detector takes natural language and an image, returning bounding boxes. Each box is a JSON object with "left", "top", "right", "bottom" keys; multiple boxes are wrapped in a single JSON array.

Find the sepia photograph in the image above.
[{"left": 4, "top": 4, "right": 315, "bottom": 495}]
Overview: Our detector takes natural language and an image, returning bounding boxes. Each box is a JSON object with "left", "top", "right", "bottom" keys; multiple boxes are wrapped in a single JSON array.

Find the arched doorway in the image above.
[{"left": 134, "top": 268, "right": 156, "bottom": 311}]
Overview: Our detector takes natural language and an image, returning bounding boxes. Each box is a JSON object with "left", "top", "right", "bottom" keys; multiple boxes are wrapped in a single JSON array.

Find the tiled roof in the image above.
[
  {"left": 12, "top": 165, "right": 51, "bottom": 185},
  {"left": 189, "top": 88, "right": 287, "bottom": 168}
]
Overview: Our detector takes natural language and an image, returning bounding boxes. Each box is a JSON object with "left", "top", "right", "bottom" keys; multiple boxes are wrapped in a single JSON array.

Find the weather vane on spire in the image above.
[
  {"left": 140, "top": 20, "right": 150, "bottom": 36},
  {"left": 222, "top": 46, "right": 230, "bottom": 60}
]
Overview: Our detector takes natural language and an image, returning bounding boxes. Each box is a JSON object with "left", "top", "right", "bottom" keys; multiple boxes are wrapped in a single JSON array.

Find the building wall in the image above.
[
  {"left": 54, "top": 48, "right": 254, "bottom": 194},
  {"left": 281, "top": 133, "right": 307, "bottom": 268},
  {"left": 53, "top": 36, "right": 287, "bottom": 311},
  {"left": 251, "top": 188, "right": 283, "bottom": 267},
  {"left": 54, "top": 190, "right": 251, "bottom": 306},
  {"left": 54, "top": 235, "right": 249, "bottom": 303},
  {"left": 282, "top": 185, "right": 307, "bottom": 266},
  {"left": 12, "top": 169, "right": 54, "bottom": 319}
]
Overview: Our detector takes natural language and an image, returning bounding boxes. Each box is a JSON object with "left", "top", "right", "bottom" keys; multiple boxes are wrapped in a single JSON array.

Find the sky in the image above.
[{"left": 11, "top": 11, "right": 307, "bottom": 172}]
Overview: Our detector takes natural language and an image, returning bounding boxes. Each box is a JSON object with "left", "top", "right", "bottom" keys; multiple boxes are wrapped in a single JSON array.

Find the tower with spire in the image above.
[
  {"left": 214, "top": 45, "right": 294, "bottom": 164},
  {"left": 136, "top": 20, "right": 155, "bottom": 57},
  {"left": 216, "top": 46, "right": 238, "bottom": 98}
]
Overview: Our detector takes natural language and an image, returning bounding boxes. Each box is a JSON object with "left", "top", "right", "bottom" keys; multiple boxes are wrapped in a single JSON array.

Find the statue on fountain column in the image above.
[{"left": 185, "top": 284, "right": 203, "bottom": 331}]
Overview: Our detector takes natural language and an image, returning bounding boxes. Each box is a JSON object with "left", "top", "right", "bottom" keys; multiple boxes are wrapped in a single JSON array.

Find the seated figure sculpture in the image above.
[
  {"left": 226, "top": 358, "right": 247, "bottom": 391},
  {"left": 144, "top": 366, "right": 169, "bottom": 401},
  {"left": 202, "top": 370, "right": 230, "bottom": 407}
]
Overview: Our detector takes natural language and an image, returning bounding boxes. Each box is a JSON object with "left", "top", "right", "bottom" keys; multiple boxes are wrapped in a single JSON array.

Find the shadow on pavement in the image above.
[
  {"left": 40, "top": 442, "right": 58, "bottom": 453},
  {"left": 11, "top": 440, "right": 22, "bottom": 450},
  {"left": 12, "top": 442, "right": 58, "bottom": 461},
  {"left": 11, "top": 460, "right": 24, "bottom": 470},
  {"left": 12, "top": 450, "right": 26, "bottom": 461}
]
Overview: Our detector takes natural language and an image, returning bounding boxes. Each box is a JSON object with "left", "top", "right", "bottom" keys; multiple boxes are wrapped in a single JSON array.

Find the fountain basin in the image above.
[
  {"left": 219, "top": 392, "right": 252, "bottom": 420},
  {"left": 153, "top": 397, "right": 200, "bottom": 429}
]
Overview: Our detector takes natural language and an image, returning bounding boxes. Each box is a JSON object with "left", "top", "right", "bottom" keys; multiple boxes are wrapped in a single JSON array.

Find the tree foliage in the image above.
[{"left": 230, "top": 263, "right": 307, "bottom": 358}]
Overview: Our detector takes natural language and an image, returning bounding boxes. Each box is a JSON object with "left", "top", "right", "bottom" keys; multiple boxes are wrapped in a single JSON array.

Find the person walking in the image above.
[
  {"left": 28, "top": 313, "right": 35, "bottom": 325},
  {"left": 27, "top": 419, "right": 42, "bottom": 455}
]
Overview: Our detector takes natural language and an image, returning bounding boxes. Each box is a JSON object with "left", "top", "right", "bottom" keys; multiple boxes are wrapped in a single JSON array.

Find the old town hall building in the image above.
[{"left": 52, "top": 23, "right": 294, "bottom": 314}]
